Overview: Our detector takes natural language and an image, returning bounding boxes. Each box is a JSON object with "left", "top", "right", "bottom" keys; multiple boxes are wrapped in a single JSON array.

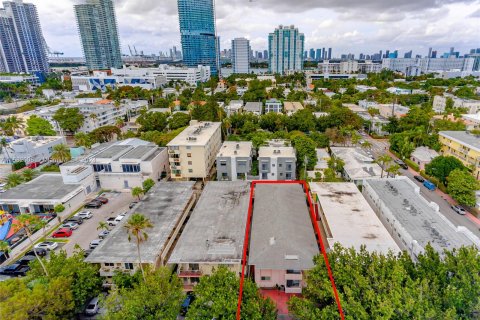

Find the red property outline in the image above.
[{"left": 236, "top": 180, "right": 345, "bottom": 320}]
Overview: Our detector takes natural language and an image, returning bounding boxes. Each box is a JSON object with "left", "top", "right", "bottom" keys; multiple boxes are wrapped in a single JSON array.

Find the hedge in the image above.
[
  {"left": 404, "top": 158, "right": 420, "bottom": 172},
  {"left": 419, "top": 170, "right": 448, "bottom": 193},
  {"left": 12, "top": 161, "right": 25, "bottom": 171}
]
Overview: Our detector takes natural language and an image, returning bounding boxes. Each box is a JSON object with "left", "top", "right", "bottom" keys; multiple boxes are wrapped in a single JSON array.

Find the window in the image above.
[
  {"left": 188, "top": 161, "right": 193, "bottom": 165},
  {"left": 186, "top": 146, "right": 191, "bottom": 150},
  {"left": 124, "top": 263, "right": 134, "bottom": 270},
  {"left": 122, "top": 164, "right": 141, "bottom": 173},
  {"left": 187, "top": 153, "right": 192, "bottom": 157},
  {"left": 189, "top": 264, "right": 199, "bottom": 271},
  {"left": 261, "top": 276, "right": 271, "bottom": 281},
  {"left": 261, "top": 173, "right": 268, "bottom": 179},
  {"left": 220, "top": 161, "right": 227, "bottom": 166},
  {"left": 188, "top": 169, "right": 193, "bottom": 173},
  {"left": 286, "top": 163, "right": 292, "bottom": 171},
  {"left": 93, "top": 164, "right": 112, "bottom": 172},
  {"left": 286, "top": 173, "right": 292, "bottom": 179},
  {"left": 286, "top": 269, "right": 301, "bottom": 274},
  {"left": 261, "top": 162, "right": 268, "bottom": 171},
  {"left": 272, "top": 164, "right": 275, "bottom": 167},
  {"left": 237, "top": 160, "right": 246, "bottom": 166},
  {"left": 104, "top": 263, "right": 114, "bottom": 267},
  {"left": 286, "top": 280, "right": 301, "bottom": 287},
  {"left": 279, "top": 163, "right": 282, "bottom": 167}
]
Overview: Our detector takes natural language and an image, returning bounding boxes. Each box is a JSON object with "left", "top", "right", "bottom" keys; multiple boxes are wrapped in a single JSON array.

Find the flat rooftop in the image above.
[
  {"left": 0, "top": 174, "right": 81, "bottom": 200},
  {"left": 244, "top": 102, "right": 262, "bottom": 112},
  {"left": 258, "top": 146, "right": 296, "bottom": 158},
  {"left": 217, "top": 141, "right": 252, "bottom": 158},
  {"left": 310, "top": 182, "right": 400, "bottom": 254},
  {"left": 120, "top": 145, "right": 158, "bottom": 160},
  {"left": 85, "top": 182, "right": 195, "bottom": 264},
  {"left": 10, "top": 136, "right": 63, "bottom": 147},
  {"left": 168, "top": 181, "right": 250, "bottom": 265},
  {"left": 330, "top": 147, "right": 382, "bottom": 180},
  {"left": 94, "top": 145, "right": 131, "bottom": 159},
  {"left": 167, "top": 122, "right": 221, "bottom": 147},
  {"left": 365, "top": 178, "right": 478, "bottom": 252},
  {"left": 283, "top": 102, "right": 304, "bottom": 112},
  {"left": 249, "top": 184, "right": 319, "bottom": 270},
  {"left": 439, "top": 131, "right": 480, "bottom": 152}
]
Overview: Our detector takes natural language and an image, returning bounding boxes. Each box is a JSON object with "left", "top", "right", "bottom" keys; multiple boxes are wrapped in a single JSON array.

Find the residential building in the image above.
[
  {"left": 357, "top": 113, "right": 389, "bottom": 136},
  {"left": 177, "top": 0, "right": 219, "bottom": 76},
  {"left": 216, "top": 141, "right": 253, "bottom": 181},
  {"left": 167, "top": 121, "right": 222, "bottom": 180},
  {"left": 74, "top": 0, "right": 122, "bottom": 70},
  {"left": 439, "top": 131, "right": 480, "bottom": 179},
  {"left": 268, "top": 25, "right": 304, "bottom": 74},
  {"left": 113, "top": 65, "right": 211, "bottom": 86},
  {"left": 330, "top": 147, "right": 383, "bottom": 185},
  {"left": 168, "top": 181, "right": 250, "bottom": 291},
  {"left": 433, "top": 94, "right": 480, "bottom": 114},
  {"left": 283, "top": 102, "right": 304, "bottom": 116},
  {"left": 0, "top": 174, "right": 91, "bottom": 216},
  {"left": 258, "top": 140, "right": 296, "bottom": 180},
  {"left": 71, "top": 71, "right": 166, "bottom": 92},
  {"left": 310, "top": 182, "right": 400, "bottom": 254},
  {"left": 265, "top": 98, "right": 282, "bottom": 113},
  {"left": 0, "top": 136, "right": 65, "bottom": 165},
  {"left": 249, "top": 183, "right": 319, "bottom": 294},
  {"left": 244, "top": 102, "right": 262, "bottom": 115},
  {"left": 386, "top": 87, "right": 412, "bottom": 95},
  {"left": 410, "top": 147, "right": 439, "bottom": 171},
  {"left": 363, "top": 177, "right": 480, "bottom": 259},
  {"left": 0, "top": 0, "right": 48, "bottom": 73},
  {"left": 225, "top": 100, "right": 243, "bottom": 116},
  {"left": 462, "top": 114, "right": 480, "bottom": 130},
  {"left": 61, "top": 138, "right": 169, "bottom": 190},
  {"left": 382, "top": 57, "right": 475, "bottom": 75},
  {"left": 85, "top": 182, "right": 196, "bottom": 282},
  {"left": 376, "top": 103, "right": 410, "bottom": 118},
  {"left": 317, "top": 60, "right": 381, "bottom": 75},
  {"left": 355, "top": 85, "right": 378, "bottom": 93},
  {"left": 232, "top": 38, "right": 250, "bottom": 74}
]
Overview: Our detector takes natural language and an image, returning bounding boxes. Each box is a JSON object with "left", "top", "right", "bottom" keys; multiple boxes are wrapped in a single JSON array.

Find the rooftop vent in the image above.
[
  {"left": 269, "top": 237, "right": 276, "bottom": 246},
  {"left": 236, "top": 144, "right": 240, "bottom": 149},
  {"left": 285, "top": 255, "right": 299, "bottom": 260}
]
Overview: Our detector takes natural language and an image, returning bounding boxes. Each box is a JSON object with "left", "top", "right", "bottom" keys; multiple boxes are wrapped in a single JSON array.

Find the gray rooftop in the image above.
[
  {"left": 439, "top": 131, "right": 480, "bottom": 152},
  {"left": 94, "top": 145, "right": 131, "bottom": 159},
  {"left": 249, "top": 184, "right": 319, "bottom": 270},
  {"left": 365, "top": 178, "right": 478, "bottom": 252},
  {"left": 85, "top": 182, "right": 195, "bottom": 264},
  {"left": 244, "top": 102, "right": 262, "bottom": 112},
  {"left": 168, "top": 181, "right": 250, "bottom": 265},
  {"left": 120, "top": 145, "right": 157, "bottom": 160},
  {"left": 0, "top": 174, "right": 81, "bottom": 201}
]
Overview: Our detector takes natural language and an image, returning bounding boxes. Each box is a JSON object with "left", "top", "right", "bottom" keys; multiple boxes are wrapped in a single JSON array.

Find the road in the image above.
[{"left": 364, "top": 134, "right": 480, "bottom": 238}]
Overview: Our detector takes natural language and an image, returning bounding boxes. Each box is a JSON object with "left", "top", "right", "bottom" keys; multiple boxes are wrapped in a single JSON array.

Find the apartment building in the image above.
[
  {"left": 167, "top": 121, "right": 222, "bottom": 180},
  {"left": 216, "top": 141, "right": 253, "bottom": 181},
  {"left": 71, "top": 71, "right": 165, "bottom": 92},
  {"left": 113, "top": 65, "right": 211, "bottom": 86},
  {"left": 225, "top": 100, "right": 244, "bottom": 116},
  {"left": 168, "top": 181, "right": 249, "bottom": 291},
  {"left": 265, "top": 99, "right": 282, "bottom": 113},
  {"left": 283, "top": 102, "right": 304, "bottom": 116},
  {"left": 433, "top": 94, "right": 480, "bottom": 114},
  {"left": 258, "top": 140, "right": 296, "bottom": 180},
  {"left": 439, "top": 131, "right": 480, "bottom": 179},
  {"left": 330, "top": 147, "right": 382, "bottom": 185},
  {"left": 0, "top": 136, "right": 65, "bottom": 165}
]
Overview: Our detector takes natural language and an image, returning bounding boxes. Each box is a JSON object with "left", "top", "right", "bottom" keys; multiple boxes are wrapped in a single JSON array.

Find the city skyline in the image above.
[{"left": 25, "top": 0, "right": 480, "bottom": 58}]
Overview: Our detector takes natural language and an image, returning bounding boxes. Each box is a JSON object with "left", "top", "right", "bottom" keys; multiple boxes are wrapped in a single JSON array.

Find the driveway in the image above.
[{"left": 62, "top": 191, "right": 134, "bottom": 256}]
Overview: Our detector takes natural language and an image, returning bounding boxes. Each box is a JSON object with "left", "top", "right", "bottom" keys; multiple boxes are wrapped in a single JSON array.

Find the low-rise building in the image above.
[
  {"left": 358, "top": 113, "right": 389, "bottom": 136},
  {"left": 248, "top": 183, "right": 319, "bottom": 294},
  {"left": 376, "top": 104, "right": 410, "bottom": 118},
  {"left": 410, "top": 147, "right": 439, "bottom": 171},
  {"left": 225, "top": 100, "right": 244, "bottom": 116},
  {"left": 85, "top": 182, "right": 196, "bottom": 282},
  {"left": 168, "top": 181, "right": 250, "bottom": 291},
  {"left": 258, "top": 140, "right": 296, "bottom": 180},
  {"left": 330, "top": 147, "right": 382, "bottom": 185},
  {"left": 310, "top": 182, "right": 400, "bottom": 254},
  {"left": 462, "top": 114, "right": 480, "bottom": 130},
  {"left": 216, "top": 141, "right": 253, "bottom": 181},
  {"left": 71, "top": 71, "right": 165, "bottom": 92},
  {"left": 167, "top": 121, "right": 222, "bottom": 180},
  {"left": 355, "top": 85, "right": 377, "bottom": 93},
  {"left": 0, "top": 136, "right": 65, "bottom": 165},
  {"left": 363, "top": 177, "right": 480, "bottom": 259},
  {"left": 265, "top": 99, "right": 282, "bottom": 113},
  {"left": 283, "top": 102, "right": 304, "bottom": 116},
  {"left": 439, "top": 131, "right": 480, "bottom": 179},
  {"left": 244, "top": 102, "right": 262, "bottom": 115},
  {"left": 433, "top": 94, "right": 480, "bottom": 114}
]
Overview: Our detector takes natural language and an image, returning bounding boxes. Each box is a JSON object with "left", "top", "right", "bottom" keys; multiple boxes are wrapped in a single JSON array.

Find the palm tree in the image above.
[
  {"left": 22, "top": 168, "right": 37, "bottom": 182},
  {"left": 124, "top": 213, "right": 153, "bottom": 282},
  {"left": 386, "top": 164, "right": 401, "bottom": 178},
  {"left": 131, "top": 187, "right": 144, "bottom": 201},
  {"left": 3, "top": 115, "right": 24, "bottom": 136},
  {"left": 97, "top": 221, "right": 110, "bottom": 232},
  {"left": 0, "top": 138, "right": 11, "bottom": 163},
  {"left": 0, "top": 241, "right": 10, "bottom": 260},
  {"left": 51, "top": 144, "right": 71, "bottom": 163},
  {"left": 15, "top": 214, "right": 48, "bottom": 276},
  {"left": 361, "top": 140, "right": 373, "bottom": 151},
  {"left": 376, "top": 154, "right": 392, "bottom": 178},
  {"left": 5, "top": 173, "right": 23, "bottom": 189},
  {"left": 115, "top": 118, "right": 125, "bottom": 128},
  {"left": 89, "top": 113, "right": 98, "bottom": 127}
]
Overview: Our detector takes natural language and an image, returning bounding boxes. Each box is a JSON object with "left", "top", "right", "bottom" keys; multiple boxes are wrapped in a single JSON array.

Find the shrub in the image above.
[
  {"left": 12, "top": 161, "right": 25, "bottom": 171},
  {"left": 404, "top": 158, "right": 419, "bottom": 172}
]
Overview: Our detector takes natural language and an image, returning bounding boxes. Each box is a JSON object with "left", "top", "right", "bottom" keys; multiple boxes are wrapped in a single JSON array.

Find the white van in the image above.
[{"left": 85, "top": 297, "right": 99, "bottom": 315}]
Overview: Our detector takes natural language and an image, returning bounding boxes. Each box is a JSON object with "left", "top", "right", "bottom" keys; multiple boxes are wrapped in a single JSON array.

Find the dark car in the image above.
[
  {"left": 129, "top": 202, "right": 138, "bottom": 209},
  {"left": 85, "top": 201, "right": 103, "bottom": 209},
  {"left": 25, "top": 248, "right": 47, "bottom": 257},
  {"left": 66, "top": 216, "right": 84, "bottom": 225},
  {"left": 83, "top": 249, "right": 94, "bottom": 257},
  {"left": 394, "top": 159, "right": 408, "bottom": 170},
  {"left": 95, "top": 196, "right": 109, "bottom": 204},
  {"left": 180, "top": 294, "right": 195, "bottom": 316},
  {"left": 17, "top": 255, "right": 37, "bottom": 266},
  {"left": 14, "top": 266, "right": 30, "bottom": 277},
  {"left": 413, "top": 175, "right": 425, "bottom": 183},
  {"left": 0, "top": 263, "right": 22, "bottom": 275}
]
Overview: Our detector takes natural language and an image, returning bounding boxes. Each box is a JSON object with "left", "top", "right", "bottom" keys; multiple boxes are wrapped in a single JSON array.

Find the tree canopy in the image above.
[
  {"left": 52, "top": 107, "right": 84, "bottom": 133},
  {"left": 26, "top": 115, "right": 56, "bottom": 136},
  {"left": 425, "top": 156, "right": 466, "bottom": 185},
  {"left": 447, "top": 169, "right": 480, "bottom": 206}
]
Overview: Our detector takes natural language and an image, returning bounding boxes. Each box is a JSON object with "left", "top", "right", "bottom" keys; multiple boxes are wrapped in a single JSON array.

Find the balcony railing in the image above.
[{"left": 178, "top": 270, "right": 202, "bottom": 278}]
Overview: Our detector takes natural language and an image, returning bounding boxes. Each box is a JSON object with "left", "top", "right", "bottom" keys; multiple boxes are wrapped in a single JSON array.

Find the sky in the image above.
[{"left": 27, "top": 0, "right": 480, "bottom": 58}]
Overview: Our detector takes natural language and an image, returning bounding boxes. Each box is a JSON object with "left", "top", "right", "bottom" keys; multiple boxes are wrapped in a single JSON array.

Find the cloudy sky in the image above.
[{"left": 28, "top": 0, "right": 480, "bottom": 58}]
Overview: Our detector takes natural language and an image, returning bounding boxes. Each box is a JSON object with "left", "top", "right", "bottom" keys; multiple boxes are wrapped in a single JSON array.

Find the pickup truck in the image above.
[{"left": 107, "top": 215, "right": 125, "bottom": 226}]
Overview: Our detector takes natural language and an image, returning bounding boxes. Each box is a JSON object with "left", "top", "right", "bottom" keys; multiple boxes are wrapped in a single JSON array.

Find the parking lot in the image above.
[{"left": 61, "top": 191, "right": 134, "bottom": 256}]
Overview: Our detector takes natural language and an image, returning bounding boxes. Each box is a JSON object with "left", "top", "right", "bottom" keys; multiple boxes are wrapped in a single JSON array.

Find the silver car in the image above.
[{"left": 452, "top": 205, "right": 467, "bottom": 215}]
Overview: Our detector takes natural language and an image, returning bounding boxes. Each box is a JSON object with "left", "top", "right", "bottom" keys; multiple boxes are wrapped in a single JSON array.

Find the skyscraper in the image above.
[
  {"left": 322, "top": 48, "right": 326, "bottom": 60},
  {"left": 316, "top": 49, "right": 321, "bottom": 61},
  {"left": 328, "top": 48, "right": 332, "bottom": 59},
  {"left": 404, "top": 50, "right": 412, "bottom": 58},
  {"left": 268, "top": 25, "right": 304, "bottom": 74},
  {"left": 309, "top": 48, "right": 315, "bottom": 60},
  {"left": 231, "top": 37, "right": 250, "bottom": 74},
  {"left": 263, "top": 50, "right": 268, "bottom": 60},
  {"left": 177, "top": 0, "right": 219, "bottom": 76},
  {"left": 0, "top": 0, "right": 48, "bottom": 73},
  {"left": 75, "top": 0, "right": 122, "bottom": 71}
]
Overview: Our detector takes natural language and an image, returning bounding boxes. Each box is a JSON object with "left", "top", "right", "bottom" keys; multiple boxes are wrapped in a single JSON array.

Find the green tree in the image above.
[
  {"left": 447, "top": 169, "right": 480, "bottom": 206},
  {"left": 15, "top": 214, "right": 49, "bottom": 276},
  {"left": 102, "top": 267, "right": 183, "bottom": 320},
  {"left": 89, "top": 125, "right": 121, "bottom": 143},
  {"left": 97, "top": 221, "right": 110, "bottom": 232},
  {"left": 124, "top": 213, "right": 153, "bottom": 282},
  {"left": 52, "top": 107, "right": 84, "bottom": 133},
  {"left": 328, "top": 157, "right": 345, "bottom": 174},
  {"left": 168, "top": 112, "right": 191, "bottom": 130},
  {"left": 386, "top": 164, "right": 401, "bottom": 178},
  {"left": 50, "top": 144, "right": 71, "bottom": 163},
  {"left": 376, "top": 154, "right": 392, "bottom": 178},
  {"left": 287, "top": 109, "right": 317, "bottom": 132},
  {"left": 292, "top": 134, "right": 318, "bottom": 171},
  {"left": 54, "top": 204, "right": 65, "bottom": 214},
  {"left": 142, "top": 178, "right": 155, "bottom": 193},
  {"left": 26, "top": 115, "right": 56, "bottom": 136},
  {"left": 74, "top": 132, "right": 93, "bottom": 149},
  {"left": 5, "top": 173, "right": 23, "bottom": 189},
  {"left": 136, "top": 111, "right": 168, "bottom": 132},
  {"left": 1, "top": 115, "right": 24, "bottom": 136},
  {"left": 0, "top": 240, "right": 11, "bottom": 259},
  {"left": 191, "top": 100, "right": 225, "bottom": 122},
  {"left": 0, "top": 137, "right": 11, "bottom": 163},
  {"left": 22, "top": 168, "right": 37, "bottom": 182},
  {"left": 425, "top": 156, "right": 466, "bottom": 185},
  {"left": 131, "top": 186, "right": 144, "bottom": 201},
  {"left": 309, "top": 132, "right": 330, "bottom": 148},
  {"left": 186, "top": 267, "right": 276, "bottom": 320}
]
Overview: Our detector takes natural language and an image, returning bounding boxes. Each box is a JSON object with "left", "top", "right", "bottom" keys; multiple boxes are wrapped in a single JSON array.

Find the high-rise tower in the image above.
[
  {"left": 268, "top": 25, "right": 304, "bottom": 74},
  {"left": 231, "top": 38, "right": 250, "bottom": 74}
]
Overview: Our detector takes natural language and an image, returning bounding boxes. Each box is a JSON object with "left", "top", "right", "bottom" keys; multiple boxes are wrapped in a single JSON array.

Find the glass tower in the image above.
[
  {"left": 177, "top": 0, "right": 219, "bottom": 76},
  {"left": 75, "top": 0, "right": 122, "bottom": 71},
  {"left": 268, "top": 25, "right": 304, "bottom": 74},
  {"left": 0, "top": 0, "right": 48, "bottom": 73}
]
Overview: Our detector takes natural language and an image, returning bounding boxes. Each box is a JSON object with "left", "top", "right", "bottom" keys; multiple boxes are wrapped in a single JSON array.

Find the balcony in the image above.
[{"left": 178, "top": 270, "right": 202, "bottom": 278}]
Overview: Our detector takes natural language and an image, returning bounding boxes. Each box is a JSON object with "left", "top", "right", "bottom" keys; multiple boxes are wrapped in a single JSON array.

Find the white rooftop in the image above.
[
  {"left": 439, "top": 131, "right": 480, "bottom": 152},
  {"left": 167, "top": 121, "right": 221, "bottom": 147},
  {"left": 411, "top": 147, "right": 439, "bottom": 162},
  {"left": 330, "top": 147, "right": 382, "bottom": 181},
  {"left": 310, "top": 182, "right": 400, "bottom": 254},
  {"left": 217, "top": 141, "right": 252, "bottom": 158},
  {"left": 10, "top": 136, "right": 63, "bottom": 147},
  {"left": 258, "top": 146, "right": 296, "bottom": 159}
]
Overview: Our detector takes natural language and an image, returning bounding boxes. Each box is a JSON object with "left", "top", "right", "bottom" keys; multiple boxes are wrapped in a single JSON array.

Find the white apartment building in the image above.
[
  {"left": 71, "top": 71, "right": 166, "bottom": 92},
  {"left": 231, "top": 38, "right": 250, "bottom": 74},
  {"left": 225, "top": 100, "right": 244, "bottom": 116},
  {"left": 216, "top": 141, "right": 253, "bottom": 181},
  {"left": 167, "top": 121, "right": 222, "bottom": 180},
  {"left": 382, "top": 57, "right": 475, "bottom": 75},
  {"left": 265, "top": 98, "right": 282, "bottom": 113},
  {"left": 317, "top": 60, "right": 382, "bottom": 74},
  {"left": 113, "top": 65, "right": 211, "bottom": 86},
  {"left": 268, "top": 25, "right": 304, "bottom": 74},
  {"left": 0, "top": 136, "right": 65, "bottom": 165},
  {"left": 433, "top": 94, "right": 480, "bottom": 114},
  {"left": 258, "top": 140, "right": 296, "bottom": 180}
]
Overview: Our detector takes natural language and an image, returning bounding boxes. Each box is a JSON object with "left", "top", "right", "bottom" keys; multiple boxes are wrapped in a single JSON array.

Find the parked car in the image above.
[
  {"left": 0, "top": 182, "right": 6, "bottom": 188},
  {"left": 114, "top": 215, "right": 124, "bottom": 223},
  {"left": 27, "top": 162, "right": 41, "bottom": 169},
  {"left": 75, "top": 211, "right": 93, "bottom": 219},
  {"left": 13, "top": 266, "right": 30, "bottom": 277},
  {"left": 66, "top": 216, "right": 83, "bottom": 225},
  {"left": 52, "top": 228, "right": 73, "bottom": 238},
  {"left": 95, "top": 196, "right": 109, "bottom": 204},
  {"left": 414, "top": 175, "right": 425, "bottom": 183},
  {"left": 180, "top": 294, "right": 195, "bottom": 316},
  {"left": 85, "top": 297, "right": 100, "bottom": 315},
  {"left": 17, "top": 255, "right": 37, "bottom": 266},
  {"left": 98, "top": 230, "right": 110, "bottom": 239},
  {"left": 452, "top": 205, "right": 467, "bottom": 215},
  {"left": 61, "top": 222, "right": 79, "bottom": 230},
  {"left": 423, "top": 180, "right": 436, "bottom": 191},
  {"left": 89, "top": 239, "right": 103, "bottom": 249},
  {"left": 129, "top": 202, "right": 138, "bottom": 209},
  {"left": 83, "top": 249, "right": 94, "bottom": 257},
  {"left": 107, "top": 217, "right": 118, "bottom": 226},
  {"left": 394, "top": 159, "right": 408, "bottom": 170},
  {"left": 118, "top": 211, "right": 128, "bottom": 217},
  {"left": 0, "top": 263, "right": 29, "bottom": 276},
  {"left": 25, "top": 248, "right": 47, "bottom": 257},
  {"left": 85, "top": 201, "right": 102, "bottom": 209},
  {"left": 34, "top": 241, "right": 58, "bottom": 251}
]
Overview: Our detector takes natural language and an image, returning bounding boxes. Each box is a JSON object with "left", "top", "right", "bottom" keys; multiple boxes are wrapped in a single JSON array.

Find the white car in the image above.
[
  {"left": 61, "top": 222, "right": 79, "bottom": 230},
  {"left": 89, "top": 239, "right": 103, "bottom": 249},
  {"left": 34, "top": 241, "right": 58, "bottom": 251},
  {"left": 0, "top": 183, "right": 6, "bottom": 188},
  {"left": 75, "top": 211, "right": 93, "bottom": 219},
  {"left": 118, "top": 211, "right": 128, "bottom": 217},
  {"left": 85, "top": 297, "right": 100, "bottom": 315},
  {"left": 115, "top": 214, "right": 125, "bottom": 222}
]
